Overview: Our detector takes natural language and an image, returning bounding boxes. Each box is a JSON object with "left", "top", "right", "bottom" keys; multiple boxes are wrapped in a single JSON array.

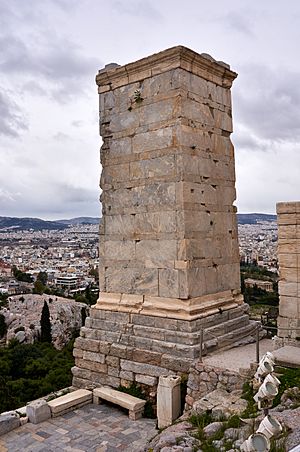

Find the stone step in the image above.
[
  {"left": 205, "top": 321, "right": 258, "bottom": 354},
  {"left": 203, "top": 314, "right": 250, "bottom": 341}
]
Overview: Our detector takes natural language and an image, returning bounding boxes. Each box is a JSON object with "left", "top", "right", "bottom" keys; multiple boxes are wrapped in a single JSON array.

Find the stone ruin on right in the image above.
[{"left": 276, "top": 201, "right": 300, "bottom": 347}]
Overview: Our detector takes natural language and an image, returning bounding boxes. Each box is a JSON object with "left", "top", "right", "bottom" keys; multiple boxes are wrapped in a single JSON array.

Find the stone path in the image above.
[
  {"left": 0, "top": 403, "right": 157, "bottom": 452},
  {"left": 203, "top": 338, "right": 274, "bottom": 371}
]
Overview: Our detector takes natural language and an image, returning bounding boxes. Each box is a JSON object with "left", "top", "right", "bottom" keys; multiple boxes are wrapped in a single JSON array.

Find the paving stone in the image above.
[{"left": 0, "top": 403, "right": 156, "bottom": 451}]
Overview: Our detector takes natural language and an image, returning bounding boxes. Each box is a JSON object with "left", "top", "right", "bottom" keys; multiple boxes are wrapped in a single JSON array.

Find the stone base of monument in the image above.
[{"left": 72, "top": 293, "right": 257, "bottom": 391}]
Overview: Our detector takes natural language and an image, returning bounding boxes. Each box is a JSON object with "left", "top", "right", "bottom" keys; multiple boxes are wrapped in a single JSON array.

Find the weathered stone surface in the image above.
[
  {"left": 135, "top": 374, "right": 157, "bottom": 386},
  {"left": 120, "top": 359, "right": 170, "bottom": 377},
  {"left": 0, "top": 412, "right": 20, "bottom": 436},
  {"left": 82, "top": 351, "right": 106, "bottom": 364},
  {"left": 146, "top": 420, "right": 201, "bottom": 451},
  {"left": 48, "top": 390, "right": 92, "bottom": 417},
  {"left": 26, "top": 400, "right": 51, "bottom": 424},
  {"left": 72, "top": 46, "right": 253, "bottom": 391},
  {"left": 277, "top": 202, "right": 300, "bottom": 345},
  {"left": 186, "top": 362, "right": 247, "bottom": 410},
  {"left": 192, "top": 389, "right": 247, "bottom": 419},
  {"left": 203, "top": 421, "right": 224, "bottom": 439}
]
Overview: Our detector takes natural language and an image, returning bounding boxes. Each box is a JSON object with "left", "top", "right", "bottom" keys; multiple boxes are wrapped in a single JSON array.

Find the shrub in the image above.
[{"left": 117, "top": 382, "right": 155, "bottom": 418}]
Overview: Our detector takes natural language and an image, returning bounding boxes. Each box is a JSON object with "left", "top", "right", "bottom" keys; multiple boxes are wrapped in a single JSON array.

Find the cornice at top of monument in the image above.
[
  {"left": 96, "top": 46, "right": 237, "bottom": 89},
  {"left": 277, "top": 201, "right": 300, "bottom": 214}
]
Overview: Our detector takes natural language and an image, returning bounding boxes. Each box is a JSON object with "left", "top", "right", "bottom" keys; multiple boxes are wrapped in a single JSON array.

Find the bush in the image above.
[
  {"left": 0, "top": 340, "right": 75, "bottom": 412},
  {"left": 117, "top": 382, "right": 155, "bottom": 418}
]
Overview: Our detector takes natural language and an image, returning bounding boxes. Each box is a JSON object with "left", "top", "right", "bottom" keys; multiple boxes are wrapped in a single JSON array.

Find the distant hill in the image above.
[
  {"left": 56, "top": 217, "right": 100, "bottom": 225},
  {"left": 0, "top": 216, "right": 67, "bottom": 231},
  {"left": 0, "top": 216, "right": 100, "bottom": 231},
  {"left": 1, "top": 214, "right": 275, "bottom": 230},
  {"left": 237, "top": 213, "right": 277, "bottom": 225}
]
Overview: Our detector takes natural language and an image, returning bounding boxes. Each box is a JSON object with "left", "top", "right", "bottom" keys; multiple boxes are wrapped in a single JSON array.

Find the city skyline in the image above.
[{"left": 1, "top": 0, "right": 300, "bottom": 219}]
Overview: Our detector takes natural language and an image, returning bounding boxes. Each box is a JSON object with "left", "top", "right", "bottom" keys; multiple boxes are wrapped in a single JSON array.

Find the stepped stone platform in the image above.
[{"left": 72, "top": 303, "right": 257, "bottom": 390}]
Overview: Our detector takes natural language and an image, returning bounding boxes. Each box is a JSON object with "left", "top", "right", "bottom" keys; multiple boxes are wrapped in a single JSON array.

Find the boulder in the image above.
[
  {"left": 203, "top": 421, "right": 224, "bottom": 438},
  {"left": 15, "top": 330, "right": 26, "bottom": 343}
]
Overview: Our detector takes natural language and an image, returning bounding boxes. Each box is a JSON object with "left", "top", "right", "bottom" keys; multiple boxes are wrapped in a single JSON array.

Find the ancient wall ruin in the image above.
[
  {"left": 277, "top": 202, "right": 300, "bottom": 346},
  {"left": 72, "top": 46, "right": 255, "bottom": 391}
]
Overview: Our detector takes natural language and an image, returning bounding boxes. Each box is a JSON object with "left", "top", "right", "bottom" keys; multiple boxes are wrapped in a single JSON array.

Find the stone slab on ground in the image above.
[
  {"left": 272, "top": 346, "right": 300, "bottom": 368},
  {"left": 203, "top": 338, "right": 274, "bottom": 371},
  {"left": 0, "top": 402, "right": 156, "bottom": 451},
  {"left": 48, "top": 389, "right": 92, "bottom": 417}
]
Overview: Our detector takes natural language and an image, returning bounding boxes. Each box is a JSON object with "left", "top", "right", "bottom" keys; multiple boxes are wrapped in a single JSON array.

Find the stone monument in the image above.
[
  {"left": 72, "top": 46, "right": 255, "bottom": 391},
  {"left": 276, "top": 202, "right": 300, "bottom": 346}
]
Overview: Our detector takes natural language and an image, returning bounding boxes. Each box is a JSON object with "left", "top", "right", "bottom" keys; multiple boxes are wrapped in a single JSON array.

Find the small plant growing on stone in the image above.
[{"left": 133, "top": 89, "right": 143, "bottom": 103}]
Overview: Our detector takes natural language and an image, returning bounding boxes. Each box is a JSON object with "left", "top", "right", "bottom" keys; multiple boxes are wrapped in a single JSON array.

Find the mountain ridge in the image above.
[
  {"left": 0, "top": 214, "right": 276, "bottom": 231},
  {"left": 0, "top": 216, "right": 100, "bottom": 231},
  {"left": 237, "top": 213, "right": 277, "bottom": 224}
]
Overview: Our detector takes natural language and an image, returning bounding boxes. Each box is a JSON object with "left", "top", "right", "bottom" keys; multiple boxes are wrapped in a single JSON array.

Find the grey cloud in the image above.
[
  {"left": 55, "top": 183, "right": 98, "bottom": 204},
  {"left": 232, "top": 130, "right": 270, "bottom": 152},
  {"left": 223, "top": 11, "right": 254, "bottom": 36},
  {"left": 0, "top": 181, "right": 99, "bottom": 219},
  {"left": 22, "top": 81, "right": 45, "bottom": 96},
  {"left": 0, "top": 91, "right": 28, "bottom": 138},
  {"left": 0, "top": 35, "right": 97, "bottom": 92},
  {"left": 112, "top": 0, "right": 163, "bottom": 21},
  {"left": 235, "top": 65, "right": 300, "bottom": 142},
  {"left": 71, "top": 120, "right": 84, "bottom": 128},
  {"left": 0, "top": 188, "right": 17, "bottom": 203},
  {"left": 53, "top": 132, "right": 70, "bottom": 141},
  {"left": 0, "top": 1, "right": 100, "bottom": 104}
]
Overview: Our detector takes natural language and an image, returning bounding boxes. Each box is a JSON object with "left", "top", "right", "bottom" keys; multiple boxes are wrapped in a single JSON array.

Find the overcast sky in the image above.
[{"left": 1, "top": 0, "right": 299, "bottom": 219}]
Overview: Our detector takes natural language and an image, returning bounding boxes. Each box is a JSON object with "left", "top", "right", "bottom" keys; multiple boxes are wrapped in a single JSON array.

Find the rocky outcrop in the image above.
[
  {"left": 0, "top": 294, "right": 89, "bottom": 349},
  {"left": 192, "top": 389, "right": 248, "bottom": 420}
]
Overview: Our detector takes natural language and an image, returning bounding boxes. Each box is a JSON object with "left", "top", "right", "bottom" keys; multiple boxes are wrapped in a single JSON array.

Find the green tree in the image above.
[
  {"left": 0, "top": 314, "right": 7, "bottom": 338},
  {"left": 37, "top": 271, "right": 48, "bottom": 286},
  {"left": 33, "top": 280, "right": 46, "bottom": 295},
  {"left": 12, "top": 266, "right": 33, "bottom": 283},
  {"left": 81, "top": 307, "right": 87, "bottom": 326},
  {"left": 89, "top": 267, "right": 99, "bottom": 282},
  {"left": 40, "top": 301, "right": 52, "bottom": 343}
]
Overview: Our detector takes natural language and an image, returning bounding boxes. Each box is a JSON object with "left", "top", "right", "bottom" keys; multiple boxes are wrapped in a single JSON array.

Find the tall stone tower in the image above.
[
  {"left": 72, "top": 47, "right": 255, "bottom": 390},
  {"left": 277, "top": 202, "right": 300, "bottom": 346}
]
